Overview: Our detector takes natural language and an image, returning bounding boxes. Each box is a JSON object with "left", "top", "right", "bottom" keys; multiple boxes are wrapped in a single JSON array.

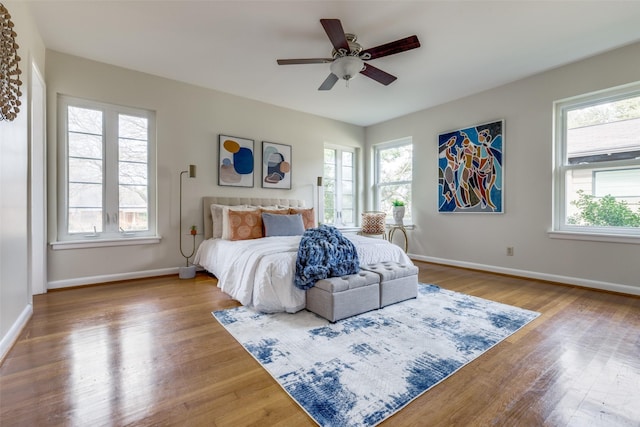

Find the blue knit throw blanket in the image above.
[{"left": 294, "top": 225, "right": 360, "bottom": 290}]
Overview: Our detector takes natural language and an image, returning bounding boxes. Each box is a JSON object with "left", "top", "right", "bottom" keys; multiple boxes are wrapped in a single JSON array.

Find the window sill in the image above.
[
  {"left": 334, "top": 224, "right": 415, "bottom": 233},
  {"left": 548, "top": 230, "right": 640, "bottom": 245},
  {"left": 387, "top": 223, "right": 415, "bottom": 230},
  {"left": 50, "top": 235, "right": 162, "bottom": 250}
]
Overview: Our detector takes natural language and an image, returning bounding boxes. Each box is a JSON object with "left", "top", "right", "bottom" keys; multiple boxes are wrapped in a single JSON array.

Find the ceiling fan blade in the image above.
[
  {"left": 320, "top": 19, "right": 349, "bottom": 53},
  {"left": 318, "top": 73, "right": 339, "bottom": 91},
  {"left": 360, "top": 64, "right": 397, "bottom": 86},
  {"left": 361, "top": 35, "right": 420, "bottom": 60},
  {"left": 277, "top": 58, "right": 334, "bottom": 65}
]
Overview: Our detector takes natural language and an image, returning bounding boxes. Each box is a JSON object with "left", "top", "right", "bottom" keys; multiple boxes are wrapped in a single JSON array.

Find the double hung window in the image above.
[
  {"left": 374, "top": 139, "right": 413, "bottom": 224},
  {"left": 553, "top": 82, "right": 640, "bottom": 240}
]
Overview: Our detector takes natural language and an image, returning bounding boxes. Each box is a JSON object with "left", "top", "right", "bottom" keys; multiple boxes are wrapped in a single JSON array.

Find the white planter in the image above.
[{"left": 392, "top": 206, "right": 405, "bottom": 225}]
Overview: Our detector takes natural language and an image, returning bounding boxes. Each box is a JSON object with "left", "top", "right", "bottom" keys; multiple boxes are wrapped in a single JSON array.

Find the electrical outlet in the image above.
[{"left": 506, "top": 247, "right": 514, "bottom": 256}]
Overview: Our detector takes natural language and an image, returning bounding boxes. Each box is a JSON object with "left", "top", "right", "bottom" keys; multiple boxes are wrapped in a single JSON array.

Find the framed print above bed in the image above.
[
  {"left": 218, "top": 134, "right": 254, "bottom": 187},
  {"left": 262, "top": 141, "right": 291, "bottom": 189},
  {"left": 438, "top": 120, "right": 504, "bottom": 213}
]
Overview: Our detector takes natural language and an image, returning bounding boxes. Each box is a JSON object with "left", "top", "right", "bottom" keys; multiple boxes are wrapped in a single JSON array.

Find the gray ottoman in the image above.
[
  {"left": 361, "top": 261, "right": 418, "bottom": 307},
  {"left": 306, "top": 270, "right": 380, "bottom": 322}
]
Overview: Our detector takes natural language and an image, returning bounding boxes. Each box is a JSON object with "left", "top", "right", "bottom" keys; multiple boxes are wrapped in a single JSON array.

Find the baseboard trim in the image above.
[
  {"left": 47, "top": 267, "right": 180, "bottom": 289},
  {"left": 0, "top": 304, "right": 33, "bottom": 365},
  {"left": 411, "top": 254, "right": 640, "bottom": 297},
  {"left": 45, "top": 257, "right": 639, "bottom": 297}
]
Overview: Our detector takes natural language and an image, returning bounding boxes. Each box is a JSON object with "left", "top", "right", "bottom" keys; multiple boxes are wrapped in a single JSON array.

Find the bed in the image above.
[{"left": 194, "top": 196, "right": 413, "bottom": 313}]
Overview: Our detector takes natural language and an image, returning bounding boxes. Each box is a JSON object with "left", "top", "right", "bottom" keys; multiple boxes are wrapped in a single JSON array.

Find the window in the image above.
[
  {"left": 374, "top": 139, "right": 413, "bottom": 223},
  {"left": 553, "top": 82, "right": 640, "bottom": 239},
  {"left": 323, "top": 145, "right": 356, "bottom": 227},
  {"left": 57, "top": 96, "right": 157, "bottom": 243}
]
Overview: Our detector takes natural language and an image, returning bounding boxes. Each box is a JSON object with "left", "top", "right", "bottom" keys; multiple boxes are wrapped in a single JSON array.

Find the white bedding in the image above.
[{"left": 193, "top": 234, "right": 413, "bottom": 313}]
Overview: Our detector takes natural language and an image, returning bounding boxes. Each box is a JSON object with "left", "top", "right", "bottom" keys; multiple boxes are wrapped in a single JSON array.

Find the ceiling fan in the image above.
[{"left": 277, "top": 19, "right": 420, "bottom": 91}]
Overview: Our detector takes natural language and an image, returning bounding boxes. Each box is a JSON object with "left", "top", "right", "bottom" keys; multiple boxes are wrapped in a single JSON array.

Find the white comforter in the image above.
[{"left": 193, "top": 234, "right": 413, "bottom": 313}]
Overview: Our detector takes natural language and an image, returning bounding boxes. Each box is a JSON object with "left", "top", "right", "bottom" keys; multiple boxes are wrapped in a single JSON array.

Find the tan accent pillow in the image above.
[
  {"left": 289, "top": 207, "right": 315, "bottom": 229},
  {"left": 221, "top": 206, "right": 258, "bottom": 240},
  {"left": 227, "top": 209, "right": 263, "bottom": 241}
]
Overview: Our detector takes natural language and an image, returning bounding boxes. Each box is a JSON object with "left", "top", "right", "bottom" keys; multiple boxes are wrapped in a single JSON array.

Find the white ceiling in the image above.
[{"left": 26, "top": 1, "right": 640, "bottom": 127}]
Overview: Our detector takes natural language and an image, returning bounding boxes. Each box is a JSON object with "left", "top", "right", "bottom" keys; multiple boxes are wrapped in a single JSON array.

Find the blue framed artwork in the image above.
[
  {"left": 438, "top": 120, "right": 504, "bottom": 213},
  {"left": 218, "top": 134, "right": 254, "bottom": 187},
  {"left": 262, "top": 141, "right": 291, "bottom": 189}
]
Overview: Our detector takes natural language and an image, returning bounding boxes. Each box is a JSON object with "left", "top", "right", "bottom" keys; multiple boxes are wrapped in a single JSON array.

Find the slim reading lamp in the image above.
[
  {"left": 179, "top": 164, "right": 197, "bottom": 279},
  {"left": 316, "top": 176, "right": 323, "bottom": 226}
]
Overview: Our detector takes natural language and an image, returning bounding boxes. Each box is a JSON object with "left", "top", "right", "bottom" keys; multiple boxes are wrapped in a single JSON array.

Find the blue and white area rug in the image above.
[{"left": 213, "top": 284, "right": 539, "bottom": 427}]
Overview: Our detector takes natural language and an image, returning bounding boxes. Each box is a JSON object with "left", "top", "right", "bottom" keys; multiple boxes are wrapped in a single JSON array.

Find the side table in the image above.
[{"left": 387, "top": 225, "right": 408, "bottom": 252}]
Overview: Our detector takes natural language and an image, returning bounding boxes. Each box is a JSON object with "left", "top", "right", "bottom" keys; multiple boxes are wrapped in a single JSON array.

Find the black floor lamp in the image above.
[{"left": 179, "top": 164, "right": 197, "bottom": 279}]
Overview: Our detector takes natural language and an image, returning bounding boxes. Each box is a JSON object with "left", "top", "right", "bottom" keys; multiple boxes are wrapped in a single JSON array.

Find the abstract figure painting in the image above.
[
  {"left": 219, "top": 135, "right": 254, "bottom": 187},
  {"left": 262, "top": 141, "right": 291, "bottom": 189},
  {"left": 438, "top": 120, "right": 504, "bottom": 213}
]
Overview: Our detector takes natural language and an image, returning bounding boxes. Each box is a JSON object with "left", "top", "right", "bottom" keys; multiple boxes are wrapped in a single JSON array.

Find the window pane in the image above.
[
  {"left": 379, "top": 145, "right": 412, "bottom": 183},
  {"left": 119, "top": 209, "right": 148, "bottom": 231},
  {"left": 119, "top": 138, "right": 148, "bottom": 163},
  {"left": 342, "top": 151, "right": 353, "bottom": 167},
  {"left": 324, "top": 148, "right": 335, "bottom": 164},
  {"left": 119, "top": 162, "right": 148, "bottom": 185},
  {"left": 120, "top": 185, "right": 148, "bottom": 231},
  {"left": 341, "top": 209, "right": 353, "bottom": 225},
  {"left": 68, "top": 106, "right": 102, "bottom": 134},
  {"left": 565, "top": 167, "right": 640, "bottom": 227},
  {"left": 68, "top": 182, "right": 103, "bottom": 234},
  {"left": 594, "top": 168, "right": 640, "bottom": 197},
  {"left": 69, "top": 133, "right": 102, "bottom": 158},
  {"left": 341, "top": 179, "right": 353, "bottom": 197},
  {"left": 324, "top": 163, "right": 335, "bottom": 180},
  {"left": 567, "top": 119, "right": 640, "bottom": 164},
  {"left": 69, "top": 158, "right": 102, "bottom": 183},
  {"left": 69, "top": 182, "right": 102, "bottom": 208},
  {"left": 68, "top": 208, "right": 102, "bottom": 234},
  {"left": 119, "top": 114, "right": 148, "bottom": 140}
]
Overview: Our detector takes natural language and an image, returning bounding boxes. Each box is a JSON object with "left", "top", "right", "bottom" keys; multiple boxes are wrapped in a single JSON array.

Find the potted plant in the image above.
[
  {"left": 190, "top": 225, "right": 198, "bottom": 236},
  {"left": 391, "top": 199, "right": 405, "bottom": 225}
]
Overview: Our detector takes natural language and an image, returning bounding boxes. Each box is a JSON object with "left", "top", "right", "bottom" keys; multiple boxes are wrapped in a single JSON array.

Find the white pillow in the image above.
[
  {"left": 210, "top": 204, "right": 227, "bottom": 239},
  {"left": 221, "top": 205, "right": 260, "bottom": 240}
]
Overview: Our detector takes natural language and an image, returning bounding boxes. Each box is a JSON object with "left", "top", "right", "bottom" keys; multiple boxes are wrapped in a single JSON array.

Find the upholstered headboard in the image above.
[{"left": 202, "top": 197, "right": 306, "bottom": 239}]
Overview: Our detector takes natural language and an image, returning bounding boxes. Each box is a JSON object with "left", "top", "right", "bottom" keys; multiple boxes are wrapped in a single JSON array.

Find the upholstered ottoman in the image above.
[
  {"left": 361, "top": 261, "right": 419, "bottom": 307},
  {"left": 306, "top": 270, "right": 381, "bottom": 322}
]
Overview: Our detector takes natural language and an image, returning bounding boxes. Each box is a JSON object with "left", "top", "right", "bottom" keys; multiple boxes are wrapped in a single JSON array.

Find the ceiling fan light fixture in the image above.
[{"left": 330, "top": 56, "right": 364, "bottom": 84}]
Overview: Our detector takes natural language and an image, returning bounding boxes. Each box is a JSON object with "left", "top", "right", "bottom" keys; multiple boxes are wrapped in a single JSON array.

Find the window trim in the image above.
[
  {"left": 55, "top": 95, "right": 158, "bottom": 245},
  {"left": 551, "top": 81, "right": 640, "bottom": 243},
  {"left": 373, "top": 138, "right": 413, "bottom": 224}
]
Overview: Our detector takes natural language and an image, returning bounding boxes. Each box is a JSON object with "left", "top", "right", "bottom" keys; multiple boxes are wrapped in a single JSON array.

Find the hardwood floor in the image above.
[{"left": 1, "top": 262, "right": 639, "bottom": 426}]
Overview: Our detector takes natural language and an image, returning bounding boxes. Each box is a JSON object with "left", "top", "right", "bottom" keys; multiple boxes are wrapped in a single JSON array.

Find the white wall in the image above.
[
  {"left": 366, "top": 41, "right": 640, "bottom": 294},
  {"left": 45, "top": 51, "right": 364, "bottom": 286},
  {"left": 0, "top": 1, "right": 45, "bottom": 360}
]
